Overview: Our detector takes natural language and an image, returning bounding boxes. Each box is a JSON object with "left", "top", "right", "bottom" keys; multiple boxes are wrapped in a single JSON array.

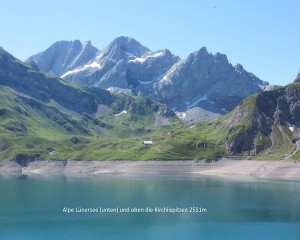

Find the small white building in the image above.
[{"left": 143, "top": 141, "right": 153, "bottom": 145}]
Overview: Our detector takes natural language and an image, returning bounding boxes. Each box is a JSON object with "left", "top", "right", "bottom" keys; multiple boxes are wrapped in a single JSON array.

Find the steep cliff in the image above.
[{"left": 217, "top": 83, "right": 300, "bottom": 158}]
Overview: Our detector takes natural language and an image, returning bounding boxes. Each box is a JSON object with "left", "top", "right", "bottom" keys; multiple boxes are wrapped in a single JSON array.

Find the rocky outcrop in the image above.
[
  {"left": 14, "top": 154, "right": 40, "bottom": 167},
  {"left": 221, "top": 83, "right": 300, "bottom": 155}
]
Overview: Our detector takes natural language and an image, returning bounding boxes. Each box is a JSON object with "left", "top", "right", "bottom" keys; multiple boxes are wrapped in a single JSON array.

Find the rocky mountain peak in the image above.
[
  {"left": 71, "top": 39, "right": 82, "bottom": 46},
  {"left": 214, "top": 52, "right": 228, "bottom": 63},
  {"left": 82, "top": 40, "right": 93, "bottom": 50},
  {"left": 57, "top": 37, "right": 179, "bottom": 91},
  {"left": 193, "top": 47, "right": 209, "bottom": 58},
  {"left": 153, "top": 46, "right": 270, "bottom": 118},
  {"left": 26, "top": 40, "right": 98, "bottom": 76},
  {"left": 235, "top": 63, "right": 244, "bottom": 72},
  {"left": 103, "top": 36, "right": 150, "bottom": 58},
  {"left": 186, "top": 47, "right": 229, "bottom": 66}
]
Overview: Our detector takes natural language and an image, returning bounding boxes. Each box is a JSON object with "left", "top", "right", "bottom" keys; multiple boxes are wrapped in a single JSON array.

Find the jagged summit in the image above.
[
  {"left": 193, "top": 47, "right": 209, "bottom": 56},
  {"left": 214, "top": 52, "right": 229, "bottom": 63},
  {"left": 103, "top": 36, "right": 150, "bottom": 57},
  {"left": 234, "top": 63, "right": 244, "bottom": 72},
  {"left": 26, "top": 40, "right": 98, "bottom": 76},
  {"left": 153, "top": 47, "right": 267, "bottom": 115},
  {"left": 56, "top": 36, "right": 179, "bottom": 90}
]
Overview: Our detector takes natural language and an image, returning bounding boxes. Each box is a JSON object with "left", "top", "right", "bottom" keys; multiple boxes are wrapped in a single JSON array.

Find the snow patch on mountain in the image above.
[
  {"left": 186, "top": 95, "right": 207, "bottom": 108},
  {"left": 62, "top": 61, "right": 101, "bottom": 78},
  {"left": 129, "top": 50, "right": 165, "bottom": 63}
]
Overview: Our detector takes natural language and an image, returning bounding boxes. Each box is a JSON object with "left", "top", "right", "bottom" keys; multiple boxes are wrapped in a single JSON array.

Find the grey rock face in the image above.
[
  {"left": 26, "top": 40, "right": 98, "bottom": 76},
  {"left": 61, "top": 36, "right": 150, "bottom": 87},
  {"left": 61, "top": 37, "right": 179, "bottom": 91},
  {"left": 153, "top": 48, "right": 269, "bottom": 113},
  {"left": 128, "top": 49, "right": 180, "bottom": 95}
]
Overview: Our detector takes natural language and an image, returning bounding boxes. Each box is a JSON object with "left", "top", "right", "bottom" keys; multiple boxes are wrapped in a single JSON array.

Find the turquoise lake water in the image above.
[{"left": 0, "top": 174, "right": 300, "bottom": 240}]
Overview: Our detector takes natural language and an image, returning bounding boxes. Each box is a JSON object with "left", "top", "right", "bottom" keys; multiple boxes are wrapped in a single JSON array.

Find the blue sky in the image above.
[{"left": 1, "top": 0, "right": 299, "bottom": 85}]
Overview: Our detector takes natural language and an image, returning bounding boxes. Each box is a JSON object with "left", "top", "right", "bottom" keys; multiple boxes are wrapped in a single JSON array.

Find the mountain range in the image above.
[
  {"left": 27, "top": 36, "right": 275, "bottom": 122},
  {"left": 1, "top": 41, "right": 299, "bottom": 162}
]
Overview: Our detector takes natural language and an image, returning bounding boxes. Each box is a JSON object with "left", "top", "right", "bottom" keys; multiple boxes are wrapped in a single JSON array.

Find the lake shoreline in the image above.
[{"left": 1, "top": 158, "right": 300, "bottom": 180}]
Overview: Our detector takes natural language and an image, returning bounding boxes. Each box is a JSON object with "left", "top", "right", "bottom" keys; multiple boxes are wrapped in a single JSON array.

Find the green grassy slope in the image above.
[
  {"left": 1, "top": 85, "right": 224, "bottom": 161},
  {"left": 2, "top": 80, "right": 299, "bottom": 161}
]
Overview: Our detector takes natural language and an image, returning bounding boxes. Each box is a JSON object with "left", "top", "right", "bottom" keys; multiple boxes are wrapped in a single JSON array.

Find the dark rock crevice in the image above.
[{"left": 14, "top": 154, "right": 40, "bottom": 167}]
